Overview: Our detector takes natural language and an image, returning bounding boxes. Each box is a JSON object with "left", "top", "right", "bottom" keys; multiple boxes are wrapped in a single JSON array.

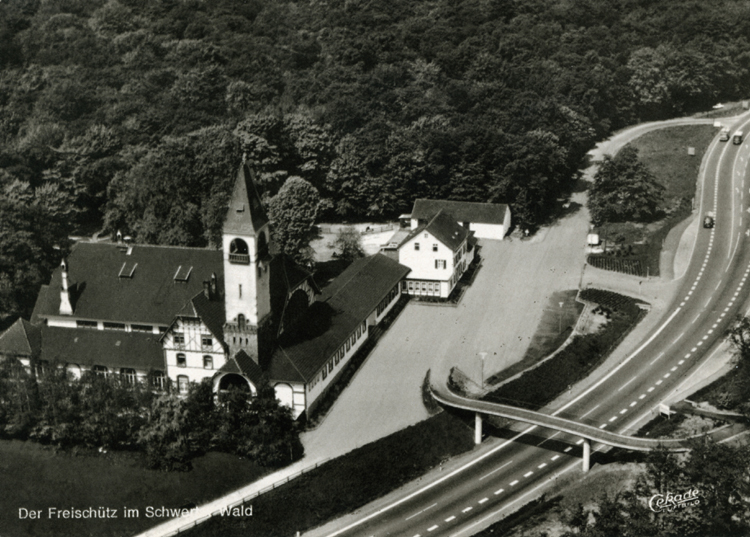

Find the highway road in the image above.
[{"left": 312, "top": 114, "right": 750, "bottom": 537}]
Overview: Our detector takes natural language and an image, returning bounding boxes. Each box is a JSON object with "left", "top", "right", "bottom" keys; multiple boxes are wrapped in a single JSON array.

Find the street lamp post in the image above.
[
  {"left": 479, "top": 352, "right": 487, "bottom": 390},
  {"left": 558, "top": 301, "right": 564, "bottom": 334}
]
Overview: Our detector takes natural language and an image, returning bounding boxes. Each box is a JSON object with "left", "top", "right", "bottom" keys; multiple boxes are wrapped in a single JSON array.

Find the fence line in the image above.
[
  {"left": 159, "top": 457, "right": 332, "bottom": 536},
  {"left": 317, "top": 223, "right": 395, "bottom": 235}
]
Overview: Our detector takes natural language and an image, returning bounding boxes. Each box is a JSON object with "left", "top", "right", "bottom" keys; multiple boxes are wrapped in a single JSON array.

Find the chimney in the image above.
[
  {"left": 59, "top": 258, "right": 73, "bottom": 315},
  {"left": 210, "top": 272, "right": 217, "bottom": 297},
  {"left": 203, "top": 281, "right": 210, "bottom": 300}
]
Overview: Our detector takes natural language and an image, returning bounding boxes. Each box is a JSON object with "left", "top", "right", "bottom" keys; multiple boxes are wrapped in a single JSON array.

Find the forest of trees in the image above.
[{"left": 3, "top": 0, "right": 750, "bottom": 320}]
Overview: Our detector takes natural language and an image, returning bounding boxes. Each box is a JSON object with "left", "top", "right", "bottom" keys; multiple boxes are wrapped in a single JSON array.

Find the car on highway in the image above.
[
  {"left": 704, "top": 212, "right": 715, "bottom": 228},
  {"left": 720, "top": 127, "right": 731, "bottom": 141}
]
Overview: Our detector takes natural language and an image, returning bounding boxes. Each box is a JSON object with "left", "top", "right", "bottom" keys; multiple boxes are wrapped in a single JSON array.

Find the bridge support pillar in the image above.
[
  {"left": 582, "top": 438, "right": 591, "bottom": 472},
  {"left": 475, "top": 412, "right": 483, "bottom": 445}
]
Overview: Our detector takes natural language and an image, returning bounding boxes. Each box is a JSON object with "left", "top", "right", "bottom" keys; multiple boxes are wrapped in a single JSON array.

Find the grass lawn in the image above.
[
  {"left": 486, "top": 290, "right": 584, "bottom": 386},
  {"left": 484, "top": 289, "right": 647, "bottom": 410},
  {"left": 0, "top": 440, "right": 270, "bottom": 537},
  {"left": 589, "top": 124, "right": 718, "bottom": 276},
  {"left": 183, "top": 411, "right": 475, "bottom": 537}
]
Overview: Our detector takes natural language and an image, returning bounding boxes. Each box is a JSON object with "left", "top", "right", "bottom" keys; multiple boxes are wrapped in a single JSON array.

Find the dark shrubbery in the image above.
[
  {"left": 0, "top": 362, "right": 302, "bottom": 471},
  {"left": 187, "top": 411, "right": 474, "bottom": 537}
]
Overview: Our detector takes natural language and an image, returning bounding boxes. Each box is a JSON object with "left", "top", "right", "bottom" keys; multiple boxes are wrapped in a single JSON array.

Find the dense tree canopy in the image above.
[
  {"left": 2, "top": 0, "right": 750, "bottom": 317},
  {"left": 588, "top": 146, "right": 665, "bottom": 225},
  {"left": 562, "top": 442, "right": 750, "bottom": 537}
]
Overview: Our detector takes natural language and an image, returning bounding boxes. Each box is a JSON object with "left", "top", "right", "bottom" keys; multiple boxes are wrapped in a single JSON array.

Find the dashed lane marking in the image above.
[
  {"left": 462, "top": 507, "right": 472, "bottom": 513},
  {"left": 445, "top": 516, "right": 456, "bottom": 522},
  {"left": 523, "top": 471, "right": 533, "bottom": 478},
  {"left": 510, "top": 480, "right": 519, "bottom": 486}
]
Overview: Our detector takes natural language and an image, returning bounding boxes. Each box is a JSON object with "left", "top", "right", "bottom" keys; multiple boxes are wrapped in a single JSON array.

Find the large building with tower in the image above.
[{"left": 0, "top": 165, "right": 410, "bottom": 418}]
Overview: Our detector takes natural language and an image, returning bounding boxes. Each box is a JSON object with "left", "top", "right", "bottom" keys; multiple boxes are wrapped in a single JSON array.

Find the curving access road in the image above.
[{"left": 310, "top": 113, "right": 750, "bottom": 537}]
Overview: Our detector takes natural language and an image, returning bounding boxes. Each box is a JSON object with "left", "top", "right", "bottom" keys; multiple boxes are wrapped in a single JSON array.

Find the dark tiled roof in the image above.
[
  {"left": 187, "top": 291, "right": 226, "bottom": 343},
  {"left": 34, "top": 242, "right": 223, "bottom": 326},
  {"left": 219, "top": 350, "right": 265, "bottom": 387},
  {"left": 412, "top": 199, "right": 510, "bottom": 225},
  {"left": 270, "top": 254, "right": 320, "bottom": 298},
  {"left": 399, "top": 210, "right": 469, "bottom": 251},
  {"left": 223, "top": 164, "right": 268, "bottom": 236},
  {"left": 0, "top": 318, "right": 41, "bottom": 357},
  {"left": 30, "top": 286, "right": 50, "bottom": 325},
  {"left": 268, "top": 254, "right": 410, "bottom": 382},
  {"left": 40, "top": 326, "right": 165, "bottom": 371}
]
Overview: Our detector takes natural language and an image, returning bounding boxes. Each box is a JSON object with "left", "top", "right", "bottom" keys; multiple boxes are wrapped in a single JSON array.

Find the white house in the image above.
[
  {"left": 383, "top": 210, "right": 475, "bottom": 299},
  {"left": 410, "top": 199, "right": 511, "bottom": 240}
]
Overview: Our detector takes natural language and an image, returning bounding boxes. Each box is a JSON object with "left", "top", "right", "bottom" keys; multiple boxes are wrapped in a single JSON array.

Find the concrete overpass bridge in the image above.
[{"left": 430, "top": 380, "right": 728, "bottom": 471}]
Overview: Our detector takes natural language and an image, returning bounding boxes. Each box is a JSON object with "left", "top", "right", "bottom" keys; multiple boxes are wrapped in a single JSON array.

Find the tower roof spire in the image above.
[{"left": 223, "top": 164, "right": 268, "bottom": 236}]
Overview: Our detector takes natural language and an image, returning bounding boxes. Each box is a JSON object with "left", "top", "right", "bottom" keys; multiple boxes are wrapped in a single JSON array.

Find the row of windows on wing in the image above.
[
  {"left": 175, "top": 353, "right": 215, "bottom": 370},
  {"left": 172, "top": 333, "right": 214, "bottom": 348},
  {"left": 308, "top": 320, "right": 368, "bottom": 392},
  {"left": 414, "top": 242, "right": 441, "bottom": 251},
  {"left": 76, "top": 320, "right": 167, "bottom": 333},
  {"left": 34, "top": 362, "right": 167, "bottom": 389}
]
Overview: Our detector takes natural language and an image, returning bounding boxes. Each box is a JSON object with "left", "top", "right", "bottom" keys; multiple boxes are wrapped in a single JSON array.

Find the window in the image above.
[
  {"left": 92, "top": 365, "right": 108, "bottom": 378},
  {"left": 239, "top": 284, "right": 242, "bottom": 298},
  {"left": 335, "top": 351, "right": 340, "bottom": 365},
  {"left": 202, "top": 336, "right": 213, "bottom": 347},
  {"left": 357, "top": 326, "right": 361, "bottom": 338},
  {"left": 152, "top": 371, "right": 166, "bottom": 390},
  {"left": 346, "top": 339, "right": 350, "bottom": 351},
  {"left": 432, "top": 244, "right": 438, "bottom": 252},
  {"left": 408, "top": 281, "right": 414, "bottom": 290},
  {"left": 176, "top": 353, "right": 186, "bottom": 367},
  {"left": 362, "top": 321, "right": 366, "bottom": 332},
  {"left": 414, "top": 242, "right": 420, "bottom": 251},
  {"left": 132, "top": 324, "right": 153, "bottom": 332},
  {"left": 435, "top": 260, "right": 446, "bottom": 269},
  {"left": 203, "top": 355, "right": 213, "bottom": 369},
  {"left": 402, "top": 281, "right": 408, "bottom": 291},
  {"left": 422, "top": 282, "right": 427, "bottom": 291},
  {"left": 177, "top": 375, "right": 189, "bottom": 394},
  {"left": 76, "top": 320, "right": 97, "bottom": 329},
  {"left": 103, "top": 322, "right": 126, "bottom": 331},
  {"left": 173, "top": 333, "right": 185, "bottom": 345},
  {"left": 121, "top": 368, "right": 136, "bottom": 385},
  {"left": 322, "top": 366, "right": 327, "bottom": 380},
  {"left": 328, "top": 360, "right": 334, "bottom": 373}
]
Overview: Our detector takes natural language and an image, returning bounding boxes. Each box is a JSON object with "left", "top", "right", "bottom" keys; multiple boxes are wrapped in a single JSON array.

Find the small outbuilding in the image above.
[{"left": 410, "top": 199, "right": 511, "bottom": 240}]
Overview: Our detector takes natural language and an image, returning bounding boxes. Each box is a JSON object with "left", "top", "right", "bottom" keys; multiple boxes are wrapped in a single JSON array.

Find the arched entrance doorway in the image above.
[{"left": 213, "top": 373, "right": 256, "bottom": 396}]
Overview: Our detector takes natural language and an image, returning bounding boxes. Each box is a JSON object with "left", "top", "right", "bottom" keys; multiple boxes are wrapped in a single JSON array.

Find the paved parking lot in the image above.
[{"left": 301, "top": 196, "right": 590, "bottom": 462}]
